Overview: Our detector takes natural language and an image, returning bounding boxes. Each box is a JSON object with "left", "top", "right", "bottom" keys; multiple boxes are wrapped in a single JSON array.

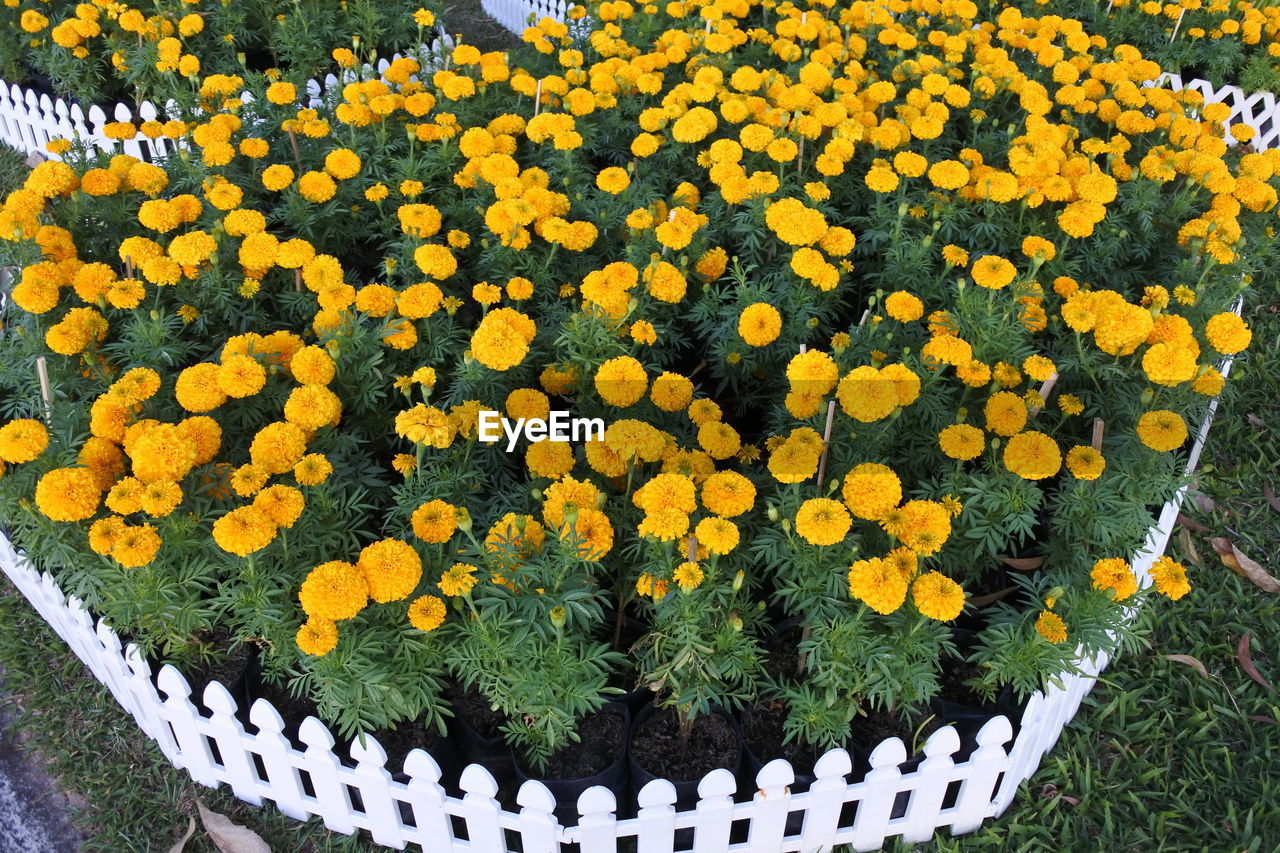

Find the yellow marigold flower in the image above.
[
  {"left": 700, "top": 470, "right": 755, "bottom": 518},
  {"left": 471, "top": 307, "right": 536, "bottom": 371},
  {"left": 300, "top": 560, "right": 367, "bottom": 620},
  {"left": 984, "top": 391, "right": 1027, "bottom": 436},
  {"left": 0, "top": 419, "right": 49, "bottom": 464},
  {"left": 767, "top": 439, "right": 820, "bottom": 484},
  {"left": 111, "top": 523, "right": 162, "bottom": 568},
  {"left": 439, "top": 562, "right": 478, "bottom": 597},
  {"left": 262, "top": 164, "right": 294, "bottom": 191},
  {"left": 1020, "top": 236, "right": 1056, "bottom": 261},
  {"left": 298, "top": 171, "right": 337, "bottom": 203},
  {"left": 647, "top": 372, "right": 693, "bottom": 412},
  {"left": 35, "top": 467, "right": 101, "bottom": 522},
  {"left": 1150, "top": 556, "right": 1191, "bottom": 600},
  {"left": 884, "top": 291, "right": 924, "bottom": 322},
  {"left": 971, "top": 255, "right": 1017, "bottom": 289},
  {"left": 837, "top": 366, "right": 898, "bottom": 423},
  {"left": 212, "top": 506, "right": 277, "bottom": 556},
  {"left": 358, "top": 538, "right": 422, "bottom": 603},
  {"left": 139, "top": 480, "right": 182, "bottom": 517},
  {"left": 1136, "top": 410, "right": 1187, "bottom": 452},
  {"left": 595, "top": 356, "right": 647, "bottom": 407},
  {"left": 1092, "top": 557, "right": 1138, "bottom": 602},
  {"left": 253, "top": 484, "right": 305, "bottom": 528},
  {"left": 1058, "top": 394, "right": 1084, "bottom": 416},
  {"left": 230, "top": 464, "right": 269, "bottom": 498},
  {"left": 1204, "top": 313, "right": 1251, "bottom": 355},
  {"left": 912, "top": 571, "right": 965, "bottom": 620},
  {"left": 1003, "top": 431, "right": 1062, "bottom": 480},
  {"left": 217, "top": 355, "right": 266, "bottom": 399},
  {"left": 1065, "top": 445, "right": 1106, "bottom": 480},
  {"left": 1035, "top": 611, "right": 1068, "bottom": 644},
  {"left": 941, "top": 245, "right": 969, "bottom": 267},
  {"left": 764, "top": 197, "right": 828, "bottom": 246},
  {"left": 296, "top": 618, "right": 338, "bottom": 656},
  {"left": 795, "top": 498, "right": 852, "bottom": 546},
  {"left": 284, "top": 385, "right": 342, "bottom": 432},
  {"left": 250, "top": 422, "right": 307, "bottom": 475},
  {"left": 786, "top": 350, "right": 839, "bottom": 397},
  {"left": 1022, "top": 355, "right": 1056, "bottom": 383},
  {"left": 737, "top": 303, "right": 781, "bottom": 346},
  {"left": 88, "top": 516, "right": 126, "bottom": 556},
  {"left": 695, "top": 516, "right": 739, "bottom": 555},
  {"left": 294, "top": 454, "right": 332, "bottom": 486},
  {"left": 841, "top": 463, "right": 901, "bottom": 520},
  {"left": 672, "top": 561, "right": 704, "bottom": 591},
  {"left": 634, "top": 472, "right": 697, "bottom": 515},
  {"left": 1173, "top": 285, "right": 1196, "bottom": 306},
  {"left": 407, "top": 595, "right": 447, "bottom": 633},
  {"left": 697, "top": 421, "right": 741, "bottom": 461},
  {"left": 938, "top": 423, "right": 984, "bottom": 461},
  {"left": 395, "top": 404, "right": 454, "bottom": 448},
  {"left": 638, "top": 507, "right": 690, "bottom": 541},
  {"left": 526, "top": 439, "right": 574, "bottom": 479},
  {"left": 895, "top": 500, "right": 953, "bottom": 556},
  {"left": 595, "top": 166, "right": 631, "bottom": 194},
  {"left": 848, "top": 557, "right": 908, "bottom": 614},
  {"left": 928, "top": 159, "right": 969, "bottom": 190}
]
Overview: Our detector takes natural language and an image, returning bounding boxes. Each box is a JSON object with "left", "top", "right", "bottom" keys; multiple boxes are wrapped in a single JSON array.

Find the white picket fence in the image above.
[{"left": 0, "top": 35, "right": 454, "bottom": 161}]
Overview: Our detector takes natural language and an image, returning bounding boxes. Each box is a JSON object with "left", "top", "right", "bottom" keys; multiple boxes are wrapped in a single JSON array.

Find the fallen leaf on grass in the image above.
[
  {"left": 1176, "top": 512, "right": 1211, "bottom": 533},
  {"left": 1263, "top": 484, "right": 1280, "bottom": 515},
  {"left": 1177, "top": 528, "right": 1202, "bottom": 569},
  {"left": 1247, "top": 413, "right": 1265, "bottom": 430},
  {"left": 1246, "top": 715, "right": 1278, "bottom": 726},
  {"left": 1208, "top": 538, "right": 1280, "bottom": 593},
  {"left": 1190, "top": 493, "right": 1216, "bottom": 514},
  {"left": 1164, "top": 654, "right": 1210, "bottom": 679},
  {"left": 196, "top": 802, "right": 270, "bottom": 853},
  {"left": 1236, "top": 632, "right": 1275, "bottom": 693},
  {"left": 166, "top": 817, "right": 196, "bottom": 853}
]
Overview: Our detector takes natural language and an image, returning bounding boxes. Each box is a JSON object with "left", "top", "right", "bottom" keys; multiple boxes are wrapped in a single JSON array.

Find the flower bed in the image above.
[{"left": 0, "top": 0, "right": 1276, "bottom": 847}]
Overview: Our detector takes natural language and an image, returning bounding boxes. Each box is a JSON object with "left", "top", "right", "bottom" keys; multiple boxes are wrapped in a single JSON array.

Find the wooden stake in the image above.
[
  {"left": 1028, "top": 371, "right": 1058, "bottom": 416},
  {"left": 1091, "top": 417, "right": 1105, "bottom": 451},
  {"left": 36, "top": 357, "right": 52, "bottom": 422},
  {"left": 533, "top": 79, "right": 542, "bottom": 118},
  {"left": 294, "top": 269, "right": 303, "bottom": 292},
  {"left": 815, "top": 400, "right": 836, "bottom": 490},
  {"left": 858, "top": 308, "right": 871, "bottom": 326},
  {"left": 1170, "top": 8, "right": 1185, "bottom": 42},
  {"left": 687, "top": 534, "right": 698, "bottom": 562}
]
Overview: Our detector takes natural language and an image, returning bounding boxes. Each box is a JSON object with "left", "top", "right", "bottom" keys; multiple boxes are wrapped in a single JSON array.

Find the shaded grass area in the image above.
[{"left": 0, "top": 580, "right": 379, "bottom": 853}]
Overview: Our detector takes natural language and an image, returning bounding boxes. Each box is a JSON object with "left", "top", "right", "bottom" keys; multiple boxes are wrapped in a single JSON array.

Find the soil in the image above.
[
  {"left": 516, "top": 709, "right": 624, "bottom": 780},
  {"left": 631, "top": 708, "right": 739, "bottom": 781},
  {"left": 936, "top": 658, "right": 991, "bottom": 709},
  {"left": 855, "top": 709, "right": 944, "bottom": 759},
  {"left": 178, "top": 632, "right": 253, "bottom": 707},
  {"left": 740, "top": 701, "right": 819, "bottom": 776},
  {"left": 247, "top": 674, "right": 316, "bottom": 739},
  {"left": 762, "top": 622, "right": 804, "bottom": 682},
  {"left": 345, "top": 720, "right": 440, "bottom": 770},
  {"left": 448, "top": 682, "right": 508, "bottom": 739}
]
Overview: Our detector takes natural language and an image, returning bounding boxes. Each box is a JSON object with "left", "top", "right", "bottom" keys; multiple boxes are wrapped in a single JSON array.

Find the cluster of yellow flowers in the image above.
[{"left": 2, "top": 0, "right": 1269, "bottom": 715}]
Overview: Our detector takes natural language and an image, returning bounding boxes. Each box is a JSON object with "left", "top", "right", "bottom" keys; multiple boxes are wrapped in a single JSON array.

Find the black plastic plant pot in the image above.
[
  {"left": 452, "top": 714, "right": 517, "bottom": 788},
  {"left": 512, "top": 702, "right": 630, "bottom": 825},
  {"left": 628, "top": 702, "right": 744, "bottom": 813}
]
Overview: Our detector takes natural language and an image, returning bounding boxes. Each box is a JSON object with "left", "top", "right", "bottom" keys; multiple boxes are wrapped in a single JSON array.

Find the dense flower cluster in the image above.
[{"left": 0, "top": 0, "right": 1267, "bottom": 753}]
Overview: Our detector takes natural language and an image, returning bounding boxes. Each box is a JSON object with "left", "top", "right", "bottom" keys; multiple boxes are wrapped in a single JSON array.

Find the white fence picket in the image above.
[
  {"left": 156, "top": 664, "right": 221, "bottom": 787},
  {"left": 746, "top": 759, "right": 793, "bottom": 850},
  {"left": 348, "top": 733, "right": 406, "bottom": 849},
  {"left": 798, "top": 748, "right": 851, "bottom": 848},
  {"left": 690, "top": 769, "right": 737, "bottom": 853},
  {"left": 298, "top": 716, "right": 357, "bottom": 834},
  {"left": 248, "top": 698, "right": 310, "bottom": 820},
  {"left": 635, "top": 779, "right": 678, "bottom": 853}
]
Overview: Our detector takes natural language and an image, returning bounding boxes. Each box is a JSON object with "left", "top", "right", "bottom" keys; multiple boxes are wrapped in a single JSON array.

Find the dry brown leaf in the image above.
[
  {"left": 1247, "top": 413, "right": 1265, "bottom": 430},
  {"left": 1236, "top": 632, "right": 1275, "bottom": 693},
  {"left": 1177, "top": 528, "right": 1202, "bottom": 569},
  {"left": 1190, "top": 493, "right": 1216, "bottom": 514},
  {"left": 1263, "top": 484, "right": 1280, "bottom": 515},
  {"left": 1246, "top": 715, "right": 1278, "bottom": 726},
  {"left": 998, "top": 555, "right": 1044, "bottom": 571},
  {"left": 1176, "top": 513, "right": 1211, "bottom": 533},
  {"left": 196, "top": 802, "right": 271, "bottom": 853},
  {"left": 1209, "top": 538, "right": 1280, "bottom": 593},
  {"left": 970, "top": 586, "right": 1018, "bottom": 607},
  {"left": 1164, "top": 654, "right": 1210, "bottom": 679},
  {"left": 166, "top": 817, "right": 196, "bottom": 853}
]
